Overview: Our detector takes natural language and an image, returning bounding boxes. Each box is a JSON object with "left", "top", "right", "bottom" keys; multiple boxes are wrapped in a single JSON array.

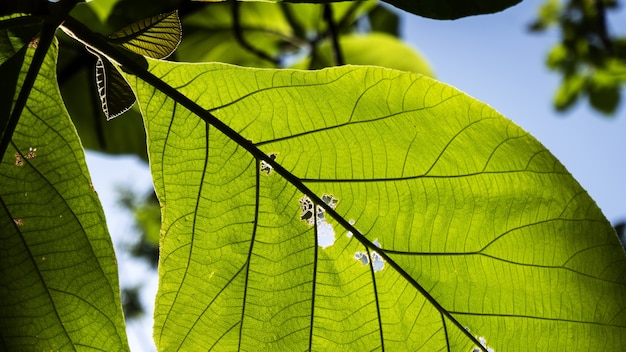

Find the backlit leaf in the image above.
[
  {"left": 108, "top": 10, "right": 181, "bottom": 59},
  {"left": 89, "top": 47, "right": 136, "bottom": 120},
  {"left": 126, "top": 61, "right": 626, "bottom": 351},
  {"left": 0, "top": 29, "right": 129, "bottom": 351}
]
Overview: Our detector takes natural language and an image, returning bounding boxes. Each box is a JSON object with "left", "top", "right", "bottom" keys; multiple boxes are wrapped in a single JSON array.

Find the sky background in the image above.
[{"left": 85, "top": 1, "right": 625, "bottom": 350}]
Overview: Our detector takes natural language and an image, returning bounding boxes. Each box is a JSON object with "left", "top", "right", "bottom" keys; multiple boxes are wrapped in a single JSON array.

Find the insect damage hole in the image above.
[
  {"left": 354, "top": 251, "right": 369, "bottom": 265},
  {"left": 260, "top": 153, "right": 277, "bottom": 175},
  {"left": 25, "top": 147, "right": 37, "bottom": 159},
  {"left": 15, "top": 152, "right": 23, "bottom": 167},
  {"left": 299, "top": 193, "right": 339, "bottom": 248},
  {"left": 471, "top": 335, "right": 495, "bottom": 352},
  {"left": 371, "top": 238, "right": 385, "bottom": 272},
  {"left": 346, "top": 219, "right": 356, "bottom": 237},
  {"left": 353, "top": 239, "right": 385, "bottom": 272}
]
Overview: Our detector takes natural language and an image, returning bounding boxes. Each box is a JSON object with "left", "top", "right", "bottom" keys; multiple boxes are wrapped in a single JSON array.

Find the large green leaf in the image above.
[
  {"left": 126, "top": 61, "right": 626, "bottom": 350},
  {"left": 0, "top": 29, "right": 129, "bottom": 350}
]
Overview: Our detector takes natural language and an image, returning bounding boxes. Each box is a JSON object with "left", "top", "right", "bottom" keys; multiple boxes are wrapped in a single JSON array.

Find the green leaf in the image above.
[
  {"left": 0, "top": 30, "right": 129, "bottom": 350},
  {"left": 176, "top": 2, "right": 291, "bottom": 67},
  {"left": 126, "top": 61, "right": 626, "bottom": 350},
  {"left": 58, "top": 61, "right": 148, "bottom": 158},
  {"left": 554, "top": 73, "right": 586, "bottom": 111},
  {"left": 108, "top": 10, "right": 181, "bottom": 59},
  {"left": 0, "top": 41, "right": 26, "bottom": 136},
  {"left": 55, "top": 7, "right": 147, "bottom": 157},
  {"left": 89, "top": 48, "right": 137, "bottom": 120}
]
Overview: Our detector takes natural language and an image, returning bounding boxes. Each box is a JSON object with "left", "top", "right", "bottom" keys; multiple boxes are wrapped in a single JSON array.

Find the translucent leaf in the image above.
[
  {"left": 126, "top": 61, "right": 626, "bottom": 351},
  {"left": 88, "top": 47, "right": 136, "bottom": 120},
  {"left": 108, "top": 10, "right": 181, "bottom": 59},
  {"left": 0, "top": 31, "right": 129, "bottom": 351}
]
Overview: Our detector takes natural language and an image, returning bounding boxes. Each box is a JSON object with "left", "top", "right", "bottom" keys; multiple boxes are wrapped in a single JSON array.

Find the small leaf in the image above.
[
  {"left": 108, "top": 11, "right": 182, "bottom": 59},
  {"left": 88, "top": 47, "right": 136, "bottom": 120}
]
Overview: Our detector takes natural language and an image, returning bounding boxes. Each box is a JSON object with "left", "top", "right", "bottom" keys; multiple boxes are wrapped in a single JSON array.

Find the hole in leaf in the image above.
[
  {"left": 299, "top": 195, "right": 315, "bottom": 225},
  {"left": 471, "top": 335, "right": 495, "bottom": 352},
  {"left": 371, "top": 251, "right": 385, "bottom": 272},
  {"left": 346, "top": 219, "right": 355, "bottom": 237},
  {"left": 260, "top": 153, "right": 277, "bottom": 175},
  {"left": 370, "top": 239, "right": 385, "bottom": 272},
  {"left": 354, "top": 251, "right": 369, "bottom": 265},
  {"left": 317, "top": 219, "right": 335, "bottom": 248},
  {"left": 299, "top": 193, "right": 339, "bottom": 248}
]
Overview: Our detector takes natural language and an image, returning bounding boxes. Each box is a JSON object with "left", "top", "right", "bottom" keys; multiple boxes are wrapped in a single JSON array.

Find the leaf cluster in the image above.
[{"left": 531, "top": 0, "right": 626, "bottom": 115}]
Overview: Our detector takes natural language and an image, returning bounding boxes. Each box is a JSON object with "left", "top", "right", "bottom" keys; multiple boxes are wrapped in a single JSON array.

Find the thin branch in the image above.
[
  {"left": 594, "top": 0, "right": 614, "bottom": 56},
  {"left": 322, "top": 4, "right": 344, "bottom": 66},
  {"left": 231, "top": 0, "right": 280, "bottom": 65}
]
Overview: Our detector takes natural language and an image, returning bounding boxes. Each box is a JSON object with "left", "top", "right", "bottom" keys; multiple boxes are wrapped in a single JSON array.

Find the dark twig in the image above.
[
  {"left": 336, "top": 1, "right": 363, "bottom": 30},
  {"left": 231, "top": 0, "right": 280, "bottom": 65},
  {"left": 594, "top": 0, "right": 614, "bottom": 56},
  {"left": 322, "top": 4, "right": 344, "bottom": 66}
]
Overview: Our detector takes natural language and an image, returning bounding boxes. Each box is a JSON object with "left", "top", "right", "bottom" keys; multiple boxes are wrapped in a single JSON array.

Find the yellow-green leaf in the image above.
[
  {"left": 108, "top": 10, "right": 181, "bottom": 59},
  {"left": 126, "top": 60, "right": 626, "bottom": 351},
  {"left": 0, "top": 30, "right": 129, "bottom": 351}
]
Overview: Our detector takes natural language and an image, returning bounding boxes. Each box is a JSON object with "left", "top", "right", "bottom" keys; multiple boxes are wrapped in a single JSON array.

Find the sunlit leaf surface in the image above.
[
  {"left": 108, "top": 11, "right": 181, "bottom": 59},
  {"left": 0, "top": 34, "right": 129, "bottom": 351},
  {"left": 127, "top": 61, "right": 626, "bottom": 351}
]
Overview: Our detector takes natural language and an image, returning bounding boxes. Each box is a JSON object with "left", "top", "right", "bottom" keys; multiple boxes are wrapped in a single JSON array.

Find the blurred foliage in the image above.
[
  {"left": 58, "top": 0, "right": 432, "bottom": 159},
  {"left": 530, "top": 0, "right": 626, "bottom": 115},
  {"left": 121, "top": 287, "right": 145, "bottom": 320},
  {"left": 116, "top": 187, "right": 160, "bottom": 320},
  {"left": 118, "top": 188, "right": 160, "bottom": 269}
]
